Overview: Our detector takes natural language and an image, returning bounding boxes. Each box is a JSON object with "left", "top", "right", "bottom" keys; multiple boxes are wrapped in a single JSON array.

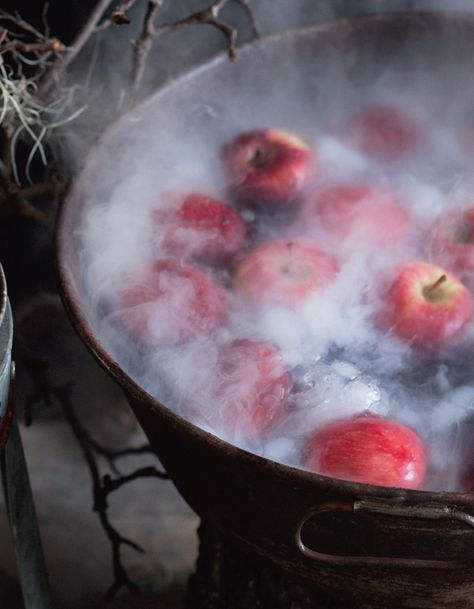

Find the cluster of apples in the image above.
[{"left": 114, "top": 103, "right": 474, "bottom": 490}]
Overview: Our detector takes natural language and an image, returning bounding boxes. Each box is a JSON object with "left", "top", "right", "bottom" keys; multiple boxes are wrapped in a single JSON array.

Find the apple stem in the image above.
[
  {"left": 251, "top": 148, "right": 267, "bottom": 169},
  {"left": 250, "top": 146, "right": 275, "bottom": 169},
  {"left": 424, "top": 274, "right": 447, "bottom": 297}
]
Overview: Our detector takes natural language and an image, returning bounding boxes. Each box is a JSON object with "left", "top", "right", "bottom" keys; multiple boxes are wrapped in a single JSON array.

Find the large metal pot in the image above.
[{"left": 56, "top": 12, "right": 474, "bottom": 608}]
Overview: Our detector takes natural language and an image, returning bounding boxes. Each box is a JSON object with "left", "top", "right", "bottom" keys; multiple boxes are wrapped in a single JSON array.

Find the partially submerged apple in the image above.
[
  {"left": 430, "top": 207, "right": 474, "bottom": 272},
  {"left": 209, "top": 339, "right": 290, "bottom": 439},
  {"left": 221, "top": 129, "right": 314, "bottom": 207},
  {"left": 305, "top": 414, "right": 426, "bottom": 489},
  {"left": 160, "top": 193, "right": 246, "bottom": 265},
  {"left": 115, "top": 260, "right": 227, "bottom": 347},
  {"left": 306, "top": 183, "right": 411, "bottom": 245},
  {"left": 381, "top": 261, "right": 472, "bottom": 346},
  {"left": 342, "top": 104, "right": 424, "bottom": 161},
  {"left": 234, "top": 239, "right": 338, "bottom": 306}
]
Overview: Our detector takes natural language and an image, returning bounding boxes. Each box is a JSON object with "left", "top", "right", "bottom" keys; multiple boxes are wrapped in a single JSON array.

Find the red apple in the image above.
[
  {"left": 430, "top": 207, "right": 474, "bottom": 272},
  {"left": 221, "top": 129, "right": 314, "bottom": 207},
  {"left": 342, "top": 105, "right": 424, "bottom": 161},
  {"left": 209, "top": 339, "right": 290, "bottom": 438},
  {"left": 234, "top": 239, "right": 338, "bottom": 306},
  {"left": 381, "top": 261, "right": 472, "bottom": 346},
  {"left": 457, "top": 116, "right": 474, "bottom": 156},
  {"left": 305, "top": 415, "right": 426, "bottom": 489},
  {"left": 160, "top": 193, "right": 246, "bottom": 265},
  {"left": 306, "top": 184, "right": 411, "bottom": 245},
  {"left": 116, "top": 259, "right": 227, "bottom": 347}
]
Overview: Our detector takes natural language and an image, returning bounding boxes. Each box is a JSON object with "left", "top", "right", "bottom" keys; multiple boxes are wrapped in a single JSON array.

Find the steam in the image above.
[{"left": 67, "top": 10, "right": 474, "bottom": 492}]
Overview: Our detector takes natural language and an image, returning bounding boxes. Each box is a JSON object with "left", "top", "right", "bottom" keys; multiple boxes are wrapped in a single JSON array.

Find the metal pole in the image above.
[{"left": 1, "top": 404, "right": 55, "bottom": 609}]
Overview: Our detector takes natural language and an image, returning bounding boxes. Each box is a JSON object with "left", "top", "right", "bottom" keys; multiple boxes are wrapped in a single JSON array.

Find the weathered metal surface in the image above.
[
  {"left": 186, "top": 521, "right": 382, "bottom": 609},
  {"left": 0, "top": 274, "right": 55, "bottom": 609},
  {"left": 2, "top": 417, "right": 56, "bottom": 609},
  {"left": 56, "top": 12, "right": 474, "bottom": 608}
]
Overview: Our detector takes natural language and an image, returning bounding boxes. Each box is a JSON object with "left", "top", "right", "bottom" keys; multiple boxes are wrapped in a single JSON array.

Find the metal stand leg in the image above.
[{"left": 1, "top": 417, "right": 55, "bottom": 609}]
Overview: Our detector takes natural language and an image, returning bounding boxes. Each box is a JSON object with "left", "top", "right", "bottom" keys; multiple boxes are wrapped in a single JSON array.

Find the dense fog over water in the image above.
[{"left": 66, "top": 11, "right": 474, "bottom": 491}]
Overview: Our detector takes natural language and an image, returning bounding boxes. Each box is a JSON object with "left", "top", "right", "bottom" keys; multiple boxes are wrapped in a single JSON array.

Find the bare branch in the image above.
[
  {"left": 41, "top": 3, "right": 51, "bottom": 38},
  {"left": 89, "top": 439, "right": 155, "bottom": 459},
  {"left": 15, "top": 312, "right": 168, "bottom": 600},
  {"left": 40, "top": 0, "right": 114, "bottom": 92},
  {"left": 237, "top": 0, "right": 261, "bottom": 37},
  {"left": 96, "top": 0, "right": 140, "bottom": 30},
  {"left": 130, "top": 0, "right": 259, "bottom": 95},
  {"left": 0, "top": 10, "right": 52, "bottom": 43},
  {"left": 52, "top": 383, "right": 144, "bottom": 599},
  {"left": 87, "top": 436, "right": 162, "bottom": 477},
  {"left": 16, "top": 197, "right": 51, "bottom": 226},
  {"left": 154, "top": 0, "right": 238, "bottom": 61},
  {"left": 15, "top": 179, "right": 62, "bottom": 200},
  {"left": 131, "top": 0, "right": 163, "bottom": 95},
  {"left": 102, "top": 466, "right": 168, "bottom": 494},
  {"left": 1, "top": 38, "right": 64, "bottom": 55}
]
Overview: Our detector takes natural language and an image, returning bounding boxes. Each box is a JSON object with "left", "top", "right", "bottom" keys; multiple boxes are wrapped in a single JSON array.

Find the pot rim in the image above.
[{"left": 55, "top": 10, "right": 474, "bottom": 506}]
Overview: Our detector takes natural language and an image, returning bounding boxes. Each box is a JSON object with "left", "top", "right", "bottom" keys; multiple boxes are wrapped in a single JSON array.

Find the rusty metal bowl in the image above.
[{"left": 56, "top": 12, "right": 474, "bottom": 608}]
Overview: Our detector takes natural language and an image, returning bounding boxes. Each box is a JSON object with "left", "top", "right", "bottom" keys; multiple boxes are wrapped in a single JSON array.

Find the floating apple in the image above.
[
  {"left": 305, "top": 415, "right": 426, "bottom": 489},
  {"left": 234, "top": 239, "right": 338, "bottom": 306},
  {"left": 342, "top": 104, "right": 424, "bottom": 161},
  {"left": 430, "top": 207, "right": 474, "bottom": 272},
  {"left": 159, "top": 193, "right": 246, "bottom": 265},
  {"left": 221, "top": 129, "right": 314, "bottom": 207},
  {"left": 381, "top": 261, "right": 472, "bottom": 346},
  {"left": 116, "top": 259, "right": 227, "bottom": 347},
  {"left": 209, "top": 339, "right": 290, "bottom": 439},
  {"left": 306, "top": 184, "right": 411, "bottom": 245}
]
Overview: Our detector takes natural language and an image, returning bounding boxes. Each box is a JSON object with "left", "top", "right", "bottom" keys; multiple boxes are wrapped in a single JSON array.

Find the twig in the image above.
[
  {"left": 102, "top": 465, "right": 168, "bottom": 494},
  {"left": 0, "top": 38, "right": 64, "bottom": 55},
  {"left": 131, "top": 0, "right": 163, "bottom": 94},
  {"left": 130, "top": 0, "right": 250, "bottom": 95},
  {"left": 15, "top": 310, "right": 168, "bottom": 600},
  {"left": 89, "top": 439, "right": 156, "bottom": 461},
  {"left": 237, "top": 0, "right": 261, "bottom": 37},
  {"left": 14, "top": 179, "right": 61, "bottom": 200},
  {"left": 40, "top": 0, "right": 113, "bottom": 93},
  {"left": 129, "top": 0, "right": 260, "bottom": 94},
  {"left": 96, "top": 0, "right": 141, "bottom": 30},
  {"left": 41, "top": 2, "right": 51, "bottom": 38},
  {"left": 53, "top": 384, "right": 143, "bottom": 600},
  {"left": 154, "top": 0, "right": 238, "bottom": 60},
  {"left": 87, "top": 436, "right": 162, "bottom": 477},
  {"left": 0, "top": 10, "right": 53, "bottom": 43},
  {"left": 16, "top": 197, "right": 51, "bottom": 226}
]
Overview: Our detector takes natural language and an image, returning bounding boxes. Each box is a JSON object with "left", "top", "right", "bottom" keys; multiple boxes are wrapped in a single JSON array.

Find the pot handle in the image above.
[{"left": 295, "top": 498, "right": 474, "bottom": 568}]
